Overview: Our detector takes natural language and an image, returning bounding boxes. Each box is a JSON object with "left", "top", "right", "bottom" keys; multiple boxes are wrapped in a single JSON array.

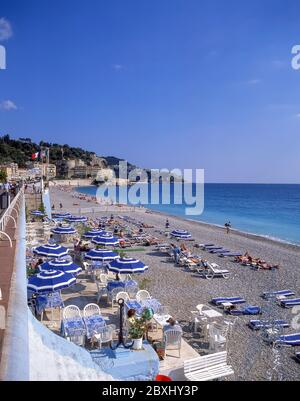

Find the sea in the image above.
[{"left": 76, "top": 183, "right": 300, "bottom": 245}]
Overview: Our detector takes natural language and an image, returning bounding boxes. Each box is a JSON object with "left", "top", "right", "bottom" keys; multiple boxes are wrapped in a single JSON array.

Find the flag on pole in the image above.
[{"left": 31, "top": 152, "right": 39, "bottom": 160}]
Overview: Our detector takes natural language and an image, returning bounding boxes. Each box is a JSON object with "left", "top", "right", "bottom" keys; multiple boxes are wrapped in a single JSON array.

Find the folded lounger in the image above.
[
  {"left": 219, "top": 252, "right": 242, "bottom": 258},
  {"left": 273, "top": 333, "right": 300, "bottom": 347},
  {"left": 280, "top": 298, "right": 300, "bottom": 308},
  {"left": 212, "top": 297, "right": 246, "bottom": 306},
  {"left": 262, "top": 290, "right": 295, "bottom": 300},
  {"left": 227, "top": 306, "right": 262, "bottom": 316},
  {"left": 248, "top": 320, "right": 290, "bottom": 331}
]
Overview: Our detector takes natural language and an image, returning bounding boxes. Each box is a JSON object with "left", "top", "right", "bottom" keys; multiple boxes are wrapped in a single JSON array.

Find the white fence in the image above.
[{"left": 0, "top": 188, "right": 24, "bottom": 247}]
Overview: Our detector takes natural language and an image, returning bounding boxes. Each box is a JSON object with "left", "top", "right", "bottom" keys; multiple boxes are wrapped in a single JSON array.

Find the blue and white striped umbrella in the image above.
[
  {"left": 92, "top": 233, "right": 119, "bottom": 246},
  {"left": 33, "top": 244, "right": 69, "bottom": 258},
  {"left": 85, "top": 249, "right": 119, "bottom": 261},
  {"left": 31, "top": 210, "right": 44, "bottom": 216},
  {"left": 51, "top": 226, "right": 77, "bottom": 235},
  {"left": 67, "top": 215, "right": 88, "bottom": 223},
  {"left": 27, "top": 269, "right": 76, "bottom": 294},
  {"left": 83, "top": 229, "right": 107, "bottom": 238},
  {"left": 52, "top": 212, "right": 72, "bottom": 219},
  {"left": 107, "top": 258, "right": 148, "bottom": 274},
  {"left": 39, "top": 259, "right": 82, "bottom": 275},
  {"left": 170, "top": 229, "right": 192, "bottom": 239}
]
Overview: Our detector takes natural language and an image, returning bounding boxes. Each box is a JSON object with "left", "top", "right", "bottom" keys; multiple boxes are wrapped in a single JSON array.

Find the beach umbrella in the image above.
[
  {"left": 52, "top": 212, "right": 72, "bottom": 219},
  {"left": 84, "top": 249, "right": 119, "bottom": 261},
  {"left": 67, "top": 215, "right": 88, "bottom": 223},
  {"left": 27, "top": 270, "right": 76, "bottom": 294},
  {"left": 39, "top": 259, "right": 82, "bottom": 275},
  {"left": 92, "top": 233, "right": 119, "bottom": 246},
  {"left": 51, "top": 226, "right": 77, "bottom": 235},
  {"left": 33, "top": 244, "right": 69, "bottom": 258},
  {"left": 107, "top": 258, "right": 149, "bottom": 274},
  {"left": 83, "top": 229, "right": 107, "bottom": 238},
  {"left": 170, "top": 229, "right": 192, "bottom": 239},
  {"left": 30, "top": 210, "right": 44, "bottom": 217}
]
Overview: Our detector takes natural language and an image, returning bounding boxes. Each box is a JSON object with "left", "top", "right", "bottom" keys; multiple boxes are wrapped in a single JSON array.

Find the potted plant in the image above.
[
  {"left": 128, "top": 308, "right": 154, "bottom": 350},
  {"left": 128, "top": 318, "right": 146, "bottom": 350}
]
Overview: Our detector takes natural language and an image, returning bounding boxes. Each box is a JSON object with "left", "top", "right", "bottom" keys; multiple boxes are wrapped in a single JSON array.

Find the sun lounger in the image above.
[
  {"left": 248, "top": 320, "right": 290, "bottom": 331},
  {"left": 273, "top": 333, "right": 300, "bottom": 347},
  {"left": 262, "top": 290, "right": 295, "bottom": 300},
  {"left": 280, "top": 298, "right": 300, "bottom": 308},
  {"left": 219, "top": 252, "right": 242, "bottom": 258},
  {"left": 210, "top": 249, "right": 230, "bottom": 254},
  {"left": 296, "top": 352, "right": 300, "bottom": 362},
  {"left": 227, "top": 306, "right": 262, "bottom": 316},
  {"left": 203, "top": 246, "right": 223, "bottom": 251},
  {"left": 198, "top": 262, "right": 230, "bottom": 280},
  {"left": 198, "top": 244, "right": 215, "bottom": 249},
  {"left": 212, "top": 297, "right": 246, "bottom": 306}
]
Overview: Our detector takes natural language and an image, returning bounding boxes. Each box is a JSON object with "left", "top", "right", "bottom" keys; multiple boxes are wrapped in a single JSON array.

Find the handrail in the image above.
[{"left": 0, "top": 188, "right": 24, "bottom": 247}]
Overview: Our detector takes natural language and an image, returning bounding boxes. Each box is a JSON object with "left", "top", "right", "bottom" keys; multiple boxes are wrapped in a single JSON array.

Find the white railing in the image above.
[{"left": 0, "top": 188, "right": 24, "bottom": 247}]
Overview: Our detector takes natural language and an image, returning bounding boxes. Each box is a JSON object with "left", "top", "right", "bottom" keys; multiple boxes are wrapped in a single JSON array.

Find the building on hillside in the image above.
[
  {"left": 56, "top": 157, "right": 108, "bottom": 179},
  {"left": 0, "top": 163, "right": 19, "bottom": 180}
]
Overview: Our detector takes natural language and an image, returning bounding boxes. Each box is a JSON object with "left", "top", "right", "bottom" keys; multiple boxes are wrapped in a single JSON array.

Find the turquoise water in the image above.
[{"left": 76, "top": 184, "right": 300, "bottom": 245}]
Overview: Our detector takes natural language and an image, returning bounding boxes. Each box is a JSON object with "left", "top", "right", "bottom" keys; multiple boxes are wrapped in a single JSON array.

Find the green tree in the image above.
[{"left": 0, "top": 169, "right": 7, "bottom": 183}]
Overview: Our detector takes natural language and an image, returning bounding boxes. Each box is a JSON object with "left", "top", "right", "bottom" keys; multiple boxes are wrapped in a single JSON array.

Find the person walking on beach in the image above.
[
  {"left": 225, "top": 221, "right": 231, "bottom": 234},
  {"left": 59, "top": 202, "right": 63, "bottom": 210},
  {"left": 165, "top": 219, "right": 170, "bottom": 229}
]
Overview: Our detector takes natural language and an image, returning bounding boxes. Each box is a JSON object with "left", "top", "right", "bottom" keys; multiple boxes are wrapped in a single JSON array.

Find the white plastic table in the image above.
[{"left": 202, "top": 309, "right": 223, "bottom": 319}]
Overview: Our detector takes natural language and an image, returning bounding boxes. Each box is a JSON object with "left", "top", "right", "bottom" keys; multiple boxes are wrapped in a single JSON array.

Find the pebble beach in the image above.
[{"left": 50, "top": 185, "right": 300, "bottom": 381}]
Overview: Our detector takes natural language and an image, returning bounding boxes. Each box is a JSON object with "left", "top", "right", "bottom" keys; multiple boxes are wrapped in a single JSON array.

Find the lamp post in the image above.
[{"left": 110, "top": 298, "right": 133, "bottom": 350}]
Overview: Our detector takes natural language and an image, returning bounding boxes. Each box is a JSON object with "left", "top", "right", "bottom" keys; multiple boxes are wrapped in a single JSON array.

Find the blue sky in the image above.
[{"left": 0, "top": 0, "right": 300, "bottom": 183}]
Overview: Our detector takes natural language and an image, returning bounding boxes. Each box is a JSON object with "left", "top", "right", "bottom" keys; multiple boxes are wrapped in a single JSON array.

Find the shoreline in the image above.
[{"left": 73, "top": 185, "right": 300, "bottom": 252}]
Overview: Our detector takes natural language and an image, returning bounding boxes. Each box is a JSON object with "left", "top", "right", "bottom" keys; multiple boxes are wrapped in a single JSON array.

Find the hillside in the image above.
[{"left": 0, "top": 135, "right": 131, "bottom": 172}]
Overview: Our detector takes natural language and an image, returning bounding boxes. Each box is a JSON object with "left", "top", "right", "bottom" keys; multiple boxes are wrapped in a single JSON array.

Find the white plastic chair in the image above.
[
  {"left": 96, "top": 281, "right": 108, "bottom": 304},
  {"left": 93, "top": 325, "right": 115, "bottom": 349},
  {"left": 136, "top": 290, "right": 151, "bottom": 303},
  {"left": 83, "top": 303, "right": 101, "bottom": 317},
  {"left": 63, "top": 305, "right": 82, "bottom": 320},
  {"left": 99, "top": 273, "right": 108, "bottom": 286},
  {"left": 116, "top": 291, "right": 130, "bottom": 303},
  {"left": 209, "top": 323, "right": 229, "bottom": 351},
  {"left": 164, "top": 329, "right": 182, "bottom": 358},
  {"left": 110, "top": 287, "right": 124, "bottom": 310}
]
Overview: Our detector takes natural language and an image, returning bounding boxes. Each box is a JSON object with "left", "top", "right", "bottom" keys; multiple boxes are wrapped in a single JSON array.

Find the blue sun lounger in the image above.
[
  {"left": 262, "top": 290, "right": 295, "bottom": 300},
  {"left": 219, "top": 252, "right": 242, "bottom": 258},
  {"left": 210, "top": 249, "right": 230, "bottom": 254},
  {"left": 248, "top": 320, "right": 290, "bottom": 331},
  {"left": 273, "top": 333, "right": 300, "bottom": 347},
  {"left": 204, "top": 246, "right": 223, "bottom": 251},
  {"left": 212, "top": 297, "right": 246, "bottom": 306},
  {"left": 280, "top": 298, "right": 300, "bottom": 308},
  {"left": 227, "top": 306, "right": 262, "bottom": 316}
]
